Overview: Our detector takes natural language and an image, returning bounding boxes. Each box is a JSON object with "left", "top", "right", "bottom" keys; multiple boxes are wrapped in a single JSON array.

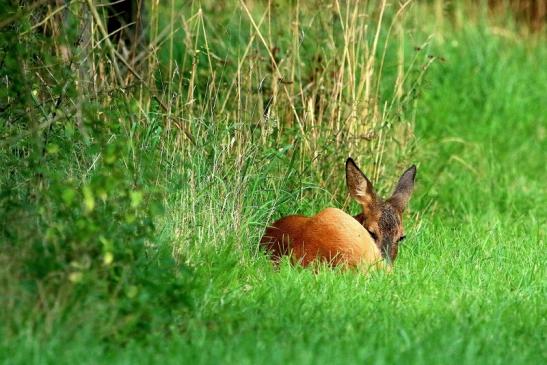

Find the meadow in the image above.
[{"left": 0, "top": 1, "right": 545, "bottom": 364}]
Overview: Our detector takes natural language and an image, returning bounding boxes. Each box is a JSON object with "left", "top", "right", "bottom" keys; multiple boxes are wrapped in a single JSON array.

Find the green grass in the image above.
[{"left": 2, "top": 2, "right": 546, "bottom": 364}]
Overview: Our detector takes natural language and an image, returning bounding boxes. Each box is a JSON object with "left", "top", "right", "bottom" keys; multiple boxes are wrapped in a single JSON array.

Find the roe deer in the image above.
[{"left": 260, "top": 158, "right": 417, "bottom": 269}]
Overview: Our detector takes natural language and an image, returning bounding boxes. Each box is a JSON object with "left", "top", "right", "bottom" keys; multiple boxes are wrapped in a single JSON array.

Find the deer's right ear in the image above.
[
  {"left": 389, "top": 164, "right": 417, "bottom": 213},
  {"left": 346, "top": 158, "right": 377, "bottom": 209}
]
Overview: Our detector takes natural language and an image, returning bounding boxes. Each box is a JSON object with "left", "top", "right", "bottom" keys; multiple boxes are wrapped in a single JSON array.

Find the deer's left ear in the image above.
[
  {"left": 346, "top": 158, "right": 378, "bottom": 212},
  {"left": 389, "top": 165, "right": 417, "bottom": 213}
]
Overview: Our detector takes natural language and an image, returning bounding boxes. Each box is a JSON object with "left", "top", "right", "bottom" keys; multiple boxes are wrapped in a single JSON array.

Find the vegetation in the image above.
[{"left": 1, "top": 1, "right": 545, "bottom": 364}]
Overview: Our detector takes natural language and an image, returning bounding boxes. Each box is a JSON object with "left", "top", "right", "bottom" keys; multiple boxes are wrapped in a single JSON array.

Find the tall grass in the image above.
[{"left": 151, "top": 0, "right": 426, "bottom": 183}]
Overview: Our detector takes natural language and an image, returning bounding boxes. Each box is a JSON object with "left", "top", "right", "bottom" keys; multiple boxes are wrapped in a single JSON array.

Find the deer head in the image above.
[{"left": 346, "top": 158, "right": 417, "bottom": 264}]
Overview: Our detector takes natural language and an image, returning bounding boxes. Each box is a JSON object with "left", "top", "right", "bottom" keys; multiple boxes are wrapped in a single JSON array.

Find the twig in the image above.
[
  {"left": 0, "top": 0, "right": 50, "bottom": 29},
  {"left": 84, "top": 0, "right": 125, "bottom": 86}
]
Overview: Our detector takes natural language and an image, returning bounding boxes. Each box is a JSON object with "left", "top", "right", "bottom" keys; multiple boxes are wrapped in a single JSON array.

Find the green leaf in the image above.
[
  {"left": 68, "top": 272, "right": 83, "bottom": 283},
  {"left": 103, "top": 252, "right": 114, "bottom": 266},
  {"left": 62, "top": 188, "right": 76, "bottom": 205},
  {"left": 126, "top": 285, "right": 138, "bottom": 298},
  {"left": 125, "top": 214, "right": 136, "bottom": 224},
  {"left": 47, "top": 143, "right": 60, "bottom": 154},
  {"left": 130, "top": 190, "right": 143, "bottom": 208},
  {"left": 83, "top": 186, "right": 95, "bottom": 213}
]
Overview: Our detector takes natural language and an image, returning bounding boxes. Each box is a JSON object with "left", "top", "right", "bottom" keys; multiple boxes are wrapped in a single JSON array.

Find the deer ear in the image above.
[
  {"left": 346, "top": 158, "right": 377, "bottom": 209},
  {"left": 389, "top": 165, "right": 417, "bottom": 212}
]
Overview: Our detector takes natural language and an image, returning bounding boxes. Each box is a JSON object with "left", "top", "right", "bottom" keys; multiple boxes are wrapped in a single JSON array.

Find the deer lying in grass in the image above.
[{"left": 260, "top": 158, "right": 416, "bottom": 269}]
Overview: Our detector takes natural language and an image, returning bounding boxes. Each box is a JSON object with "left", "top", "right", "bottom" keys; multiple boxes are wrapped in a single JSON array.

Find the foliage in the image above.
[{"left": 0, "top": 4, "right": 193, "bottom": 343}]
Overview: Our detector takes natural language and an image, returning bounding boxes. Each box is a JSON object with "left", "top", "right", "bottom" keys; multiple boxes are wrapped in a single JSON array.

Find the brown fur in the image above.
[
  {"left": 261, "top": 215, "right": 309, "bottom": 262},
  {"left": 261, "top": 158, "right": 417, "bottom": 268},
  {"left": 261, "top": 208, "right": 381, "bottom": 268}
]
